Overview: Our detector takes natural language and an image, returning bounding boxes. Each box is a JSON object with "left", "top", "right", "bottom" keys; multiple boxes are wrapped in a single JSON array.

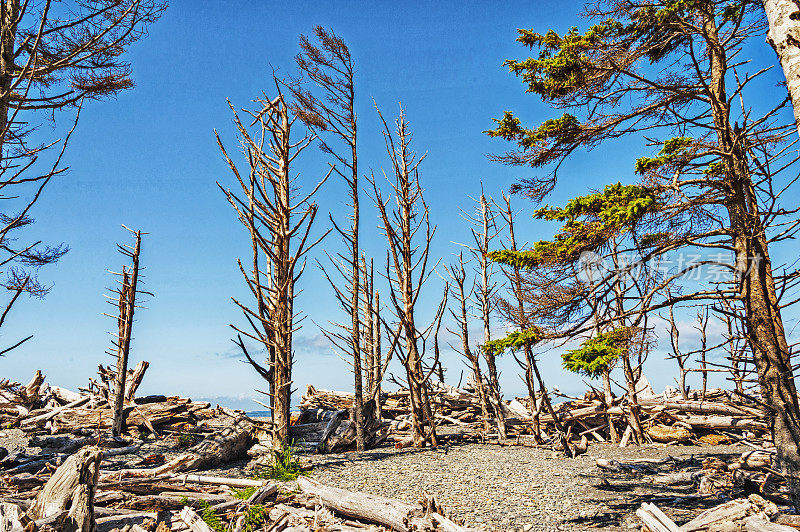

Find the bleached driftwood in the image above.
[
  {"left": 297, "top": 476, "right": 478, "bottom": 532},
  {"left": 28, "top": 446, "right": 102, "bottom": 532}
]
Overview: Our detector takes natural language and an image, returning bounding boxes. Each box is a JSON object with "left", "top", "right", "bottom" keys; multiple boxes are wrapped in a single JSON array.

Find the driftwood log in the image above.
[
  {"left": 28, "top": 446, "right": 102, "bottom": 532},
  {"left": 134, "top": 412, "right": 256, "bottom": 475},
  {"left": 297, "top": 476, "right": 476, "bottom": 532}
]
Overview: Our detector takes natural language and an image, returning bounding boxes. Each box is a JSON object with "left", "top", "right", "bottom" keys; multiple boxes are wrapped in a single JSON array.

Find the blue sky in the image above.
[{"left": 0, "top": 1, "right": 794, "bottom": 409}]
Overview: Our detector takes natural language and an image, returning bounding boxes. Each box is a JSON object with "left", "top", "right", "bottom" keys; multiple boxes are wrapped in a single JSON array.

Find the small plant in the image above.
[
  {"left": 250, "top": 440, "right": 309, "bottom": 481},
  {"left": 241, "top": 504, "right": 269, "bottom": 532},
  {"left": 199, "top": 500, "right": 225, "bottom": 532},
  {"left": 176, "top": 432, "right": 199, "bottom": 448},
  {"left": 231, "top": 486, "right": 257, "bottom": 500}
]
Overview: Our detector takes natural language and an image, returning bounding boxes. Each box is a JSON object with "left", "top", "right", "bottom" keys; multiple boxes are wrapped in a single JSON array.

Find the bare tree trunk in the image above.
[
  {"left": 464, "top": 193, "right": 506, "bottom": 439},
  {"left": 0, "top": 0, "right": 18, "bottom": 152},
  {"left": 698, "top": 309, "right": 709, "bottom": 400},
  {"left": 371, "top": 105, "right": 441, "bottom": 448},
  {"left": 667, "top": 302, "right": 690, "bottom": 401},
  {"left": 495, "top": 192, "right": 561, "bottom": 440},
  {"left": 218, "top": 80, "right": 329, "bottom": 449},
  {"left": 600, "top": 367, "right": 620, "bottom": 443},
  {"left": 446, "top": 253, "right": 492, "bottom": 433},
  {"left": 763, "top": 0, "right": 800, "bottom": 138},
  {"left": 373, "top": 291, "right": 383, "bottom": 420},
  {"left": 110, "top": 228, "right": 143, "bottom": 438},
  {"left": 292, "top": 27, "right": 366, "bottom": 451},
  {"left": 610, "top": 244, "right": 644, "bottom": 445}
]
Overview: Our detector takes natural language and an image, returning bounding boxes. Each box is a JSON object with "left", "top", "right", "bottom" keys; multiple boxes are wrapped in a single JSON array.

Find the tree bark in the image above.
[
  {"left": 704, "top": 7, "right": 800, "bottom": 507},
  {"left": 764, "top": 0, "right": 800, "bottom": 138},
  {"left": 29, "top": 446, "right": 102, "bottom": 532}
]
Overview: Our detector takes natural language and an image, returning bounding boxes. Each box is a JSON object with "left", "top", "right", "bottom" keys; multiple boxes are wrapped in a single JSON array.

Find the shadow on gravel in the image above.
[
  {"left": 565, "top": 491, "right": 724, "bottom": 529},
  {"left": 562, "top": 451, "right": 740, "bottom": 529}
]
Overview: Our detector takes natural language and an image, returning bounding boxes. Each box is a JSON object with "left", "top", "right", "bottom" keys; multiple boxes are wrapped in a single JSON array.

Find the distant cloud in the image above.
[
  {"left": 293, "top": 333, "right": 333, "bottom": 354},
  {"left": 212, "top": 341, "right": 265, "bottom": 359},
  {"left": 212, "top": 332, "right": 334, "bottom": 359}
]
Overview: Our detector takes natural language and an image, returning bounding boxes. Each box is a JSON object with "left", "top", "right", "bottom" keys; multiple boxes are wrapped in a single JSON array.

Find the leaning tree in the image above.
[
  {"left": 290, "top": 26, "right": 373, "bottom": 451},
  {"left": 486, "top": 0, "right": 800, "bottom": 503}
]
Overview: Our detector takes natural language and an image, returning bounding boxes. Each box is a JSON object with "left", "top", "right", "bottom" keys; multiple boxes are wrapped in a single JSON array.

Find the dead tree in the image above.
[
  {"left": 444, "top": 253, "right": 492, "bottom": 433},
  {"left": 695, "top": 308, "right": 710, "bottom": 400},
  {"left": 101, "top": 227, "right": 148, "bottom": 438},
  {"left": 291, "top": 27, "right": 369, "bottom": 451},
  {"left": 494, "top": 192, "right": 561, "bottom": 441},
  {"left": 715, "top": 298, "right": 755, "bottom": 396},
  {"left": 666, "top": 303, "right": 691, "bottom": 400},
  {"left": 458, "top": 192, "right": 506, "bottom": 439},
  {"left": 369, "top": 105, "right": 443, "bottom": 447},
  {"left": 360, "top": 256, "right": 385, "bottom": 420},
  {"left": 217, "top": 78, "right": 330, "bottom": 448},
  {"left": 0, "top": 1, "right": 164, "bottom": 357}
]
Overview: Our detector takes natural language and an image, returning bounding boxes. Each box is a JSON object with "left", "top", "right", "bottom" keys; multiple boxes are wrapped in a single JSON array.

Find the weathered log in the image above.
[
  {"left": 0, "top": 502, "right": 30, "bottom": 531},
  {"left": 21, "top": 396, "right": 90, "bottom": 428},
  {"left": 178, "top": 506, "right": 215, "bottom": 532},
  {"left": 680, "top": 495, "right": 778, "bottom": 532},
  {"left": 650, "top": 470, "right": 706, "bottom": 486},
  {"left": 743, "top": 517, "right": 796, "bottom": 531},
  {"left": 124, "top": 361, "right": 149, "bottom": 403},
  {"left": 646, "top": 424, "right": 692, "bottom": 443},
  {"left": 668, "top": 414, "right": 768, "bottom": 432},
  {"left": 53, "top": 401, "right": 187, "bottom": 432},
  {"left": 29, "top": 446, "right": 102, "bottom": 532},
  {"left": 125, "top": 493, "right": 232, "bottom": 511},
  {"left": 22, "top": 372, "right": 45, "bottom": 404},
  {"left": 287, "top": 421, "right": 326, "bottom": 443},
  {"left": 638, "top": 398, "right": 764, "bottom": 418},
  {"left": 296, "top": 476, "right": 476, "bottom": 532},
  {"left": 152, "top": 413, "right": 255, "bottom": 473},
  {"left": 635, "top": 502, "right": 680, "bottom": 532},
  {"left": 50, "top": 387, "right": 84, "bottom": 405},
  {"left": 245, "top": 482, "right": 277, "bottom": 504},
  {"left": 317, "top": 409, "right": 347, "bottom": 454}
]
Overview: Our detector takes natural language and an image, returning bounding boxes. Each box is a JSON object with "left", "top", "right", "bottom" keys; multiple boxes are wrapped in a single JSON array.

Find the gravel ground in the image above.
[
  {"left": 306, "top": 440, "right": 752, "bottom": 532},
  {"left": 0, "top": 428, "right": 754, "bottom": 531}
]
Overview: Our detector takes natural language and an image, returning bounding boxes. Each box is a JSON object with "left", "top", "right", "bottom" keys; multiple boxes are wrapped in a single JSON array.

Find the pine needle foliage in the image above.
[
  {"left": 482, "top": 328, "right": 543, "bottom": 358},
  {"left": 561, "top": 327, "right": 635, "bottom": 378},
  {"left": 199, "top": 500, "right": 225, "bottom": 532},
  {"left": 489, "top": 182, "right": 658, "bottom": 269}
]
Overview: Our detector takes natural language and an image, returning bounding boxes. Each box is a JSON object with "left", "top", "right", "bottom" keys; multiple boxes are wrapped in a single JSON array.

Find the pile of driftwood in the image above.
[
  {"left": 529, "top": 386, "right": 768, "bottom": 447},
  {"left": 296, "top": 383, "right": 489, "bottom": 451},
  {"left": 0, "top": 444, "right": 480, "bottom": 532},
  {"left": 1, "top": 370, "right": 285, "bottom": 479},
  {"left": 638, "top": 495, "right": 800, "bottom": 531},
  {"left": 298, "top": 382, "right": 770, "bottom": 455},
  {"left": 0, "top": 368, "right": 225, "bottom": 439}
]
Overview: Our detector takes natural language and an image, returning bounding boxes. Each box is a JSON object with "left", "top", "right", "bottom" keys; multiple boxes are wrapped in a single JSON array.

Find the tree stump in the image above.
[{"left": 29, "top": 446, "right": 102, "bottom": 532}]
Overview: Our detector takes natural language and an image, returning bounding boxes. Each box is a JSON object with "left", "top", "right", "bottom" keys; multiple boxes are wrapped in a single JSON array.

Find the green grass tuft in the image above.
[
  {"left": 241, "top": 504, "right": 269, "bottom": 532},
  {"left": 249, "top": 440, "right": 310, "bottom": 481},
  {"left": 231, "top": 486, "right": 257, "bottom": 500},
  {"left": 199, "top": 500, "right": 225, "bottom": 532}
]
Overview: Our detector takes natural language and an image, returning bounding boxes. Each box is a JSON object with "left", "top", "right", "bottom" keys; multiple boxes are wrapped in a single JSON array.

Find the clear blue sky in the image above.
[{"left": 0, "top": 1, "right": 794, "bottom": 409}]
